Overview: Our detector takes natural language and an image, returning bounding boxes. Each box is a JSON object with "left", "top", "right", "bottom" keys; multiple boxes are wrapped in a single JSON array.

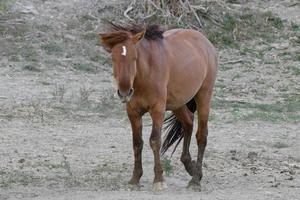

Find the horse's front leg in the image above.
[
  {"left": 127, "top": 105, "right": 143, "bottom": 186},
  {"left": 149, "top": 104, "right": 167, "bottom": 192}
]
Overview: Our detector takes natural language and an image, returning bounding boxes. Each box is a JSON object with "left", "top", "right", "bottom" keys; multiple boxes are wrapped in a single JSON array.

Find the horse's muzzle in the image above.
[{"left": 117, "top": 88, "right": 134, "bottom": 103}]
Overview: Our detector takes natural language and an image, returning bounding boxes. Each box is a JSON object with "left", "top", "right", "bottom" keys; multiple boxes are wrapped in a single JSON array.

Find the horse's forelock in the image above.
[{"left": 101, "top": 31, "right": 130, "bottom": 49}]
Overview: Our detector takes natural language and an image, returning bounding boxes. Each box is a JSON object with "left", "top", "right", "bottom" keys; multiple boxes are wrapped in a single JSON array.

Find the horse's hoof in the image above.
[
  {"left": 153, "top": 181, "right": 168, "bottom": 192},
  {"left": 128, "top": 179, "right": 139, "bottom": 185},
  {"left": 187, "top": 181, "right": 201, "bottom": 192},
  {"left": 127, "top": 181, "right": 141, "bottom": 191}
]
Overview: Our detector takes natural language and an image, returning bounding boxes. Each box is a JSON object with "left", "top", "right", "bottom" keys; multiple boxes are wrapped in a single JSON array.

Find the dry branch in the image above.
[
  {"left": 220, "top": 59, "right": 244, "bottom": 65},
  {"left": 186, "top": 0, "right": 203, "bottom": 28},
  {"left": 287, "top": 2, "right": 300, "bottom": 7},
  {"left": 123, "top": 0, "right": 136, "bottom": 21},
  {"left": 121, "top": 0, "right": 224, "bottom": 31}
]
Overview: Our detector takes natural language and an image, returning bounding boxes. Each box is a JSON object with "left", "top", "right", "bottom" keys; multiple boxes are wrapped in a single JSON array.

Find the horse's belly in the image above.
[
  {"left": 166, "top": 60, "right": 205, "bottom": 111},
  {"left": 166, "top": 86, "right": 200, "bottom": 111}
]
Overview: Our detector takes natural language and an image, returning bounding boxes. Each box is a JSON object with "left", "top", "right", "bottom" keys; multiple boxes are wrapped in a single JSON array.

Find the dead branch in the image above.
[
  {"left": 141, "top": 11, "right": 157, "bottom": 20},
  {"left": 190, "top": 5, "right": 208, "bottom": 14},
  {"left": 177, "top": 13, "right": 185, "bottom": 24},
  {"left": 287, "top": 2, "right": 299, "bottom": 7},
  {"left": 124, "top": 0, "right": 136, "bottom": 21},
  {"left": 186, "top": 0, "right": 203, "bottom": 28},
  {"left": 220, "top": 59, "right": 244, "bottom": 65},
  {"left": 147, "top": 0, "right": 162, "bottom": 11}
]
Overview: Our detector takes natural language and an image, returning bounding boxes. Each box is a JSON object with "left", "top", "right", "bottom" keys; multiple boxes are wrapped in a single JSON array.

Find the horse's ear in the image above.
[
  {"left": 98, "top": 33, "right": 112, "bottom": 53},
  {"left": 132, "top": 30, "right": 145, "bottom": 44}
]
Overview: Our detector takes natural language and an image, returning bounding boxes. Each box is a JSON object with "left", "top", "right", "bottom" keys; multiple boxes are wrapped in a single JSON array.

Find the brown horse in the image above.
[{"left": 98, "top": 23, "right": 218, "bottom": 191}]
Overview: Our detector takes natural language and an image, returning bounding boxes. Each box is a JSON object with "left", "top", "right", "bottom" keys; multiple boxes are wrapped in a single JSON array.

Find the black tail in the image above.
[{"left": 161, "top": 98, "right": 197, "bottom": 156}]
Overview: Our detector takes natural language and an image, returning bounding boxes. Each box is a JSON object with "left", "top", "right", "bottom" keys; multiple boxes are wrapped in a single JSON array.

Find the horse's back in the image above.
[{"left": 164, "top": 29, "right": 216, "bottom": 59}]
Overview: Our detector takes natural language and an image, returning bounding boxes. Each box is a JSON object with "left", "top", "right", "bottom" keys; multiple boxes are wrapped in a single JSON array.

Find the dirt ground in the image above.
[{"left": 0, "top": 0, "right": 299, "bottom": 199}]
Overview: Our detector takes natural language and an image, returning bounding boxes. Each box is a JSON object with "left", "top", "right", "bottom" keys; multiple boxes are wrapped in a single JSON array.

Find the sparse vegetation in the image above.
[
  {"left": 161, "top": 158, "right": 173, "bottom": 176},
  {"left": 62, "top": 154, "right": 72, "bottom": 176},
  {"left": 294, "top": 54, "right": 300, "bottom": 62},
  {"left": 90, "top": 53, "right": 104, "bottom": 62},
  {"left": 22, "top": 46, "right": 38, "bottom": 62},
  {"left": 212, "top": 99, "right": 300, "bottom": 123},
  {"left": 206, "top": 31, "right": 236, "bottom": 47},
  {"left": 0, "top": 170, "right": 41, "bottom": 187},
  {"left": 9, "top": 54, "right": 20, "bottom": 62},
  {"left": 264, "top": 11, "right": 284, "bottom": 29},
  {"left": 273, "top": 141, "right": 289, "bottom": 149},
  {"left": 0, "top": 0, "right": 14, "bottom": 11},
  {"left": 35, "top": 24, "right": 52, "bottom": 32},
  {"left": 238, "top": 111, "right": 299, "bottom": 123},
  {"left": 288, "top": 65, "right": 300, "bottom": 75},
  {"left": 52, "top": 84, "right": 66, "bottom": 103},
  {"left": 79, "top": 87, "right": 94, "bottom": 106},
  {"left": 23, "top": 65, "right": 41, "bottom": 72},
  {"left": 73, "top": 63, "right": 96, "bottom": 73},
  {"left": 0, "top": 24, "right": 6, "bottom": 35},
  {"left": 203, "top": 9, "right": 286, "bottom": 47},
  {"left": 82, "top": 32, "right": 97, "bottom": 41},
  {"left": 291, "top": 21, "right": 299, "bottom": 31},
  {"left": 8, "top": 24, "right": 30, "bottom": 37},
  {"left": 94, "top": 89, "right": 123, "bottom": 114},
  {"left": 41, "top": 43, "right": 64, "bottom": 55}
]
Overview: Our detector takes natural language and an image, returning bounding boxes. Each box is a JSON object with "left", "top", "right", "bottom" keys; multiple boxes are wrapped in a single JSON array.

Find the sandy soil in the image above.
[{"left": 0, "top": 0, "right": 299, "bottom": 199}]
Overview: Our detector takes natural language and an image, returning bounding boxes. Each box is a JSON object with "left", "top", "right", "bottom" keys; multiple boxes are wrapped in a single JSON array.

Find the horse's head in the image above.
[{"left": 98, "top": 30, "right": 145, "bottom": 103}]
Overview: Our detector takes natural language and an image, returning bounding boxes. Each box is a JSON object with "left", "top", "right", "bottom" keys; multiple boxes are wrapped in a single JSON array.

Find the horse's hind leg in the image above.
[
  {"left": 188, "top": 88, "right": 213, "bottom": 190},
  {"left": 173, "top": 106, "right": 194, "bottom": 176}
]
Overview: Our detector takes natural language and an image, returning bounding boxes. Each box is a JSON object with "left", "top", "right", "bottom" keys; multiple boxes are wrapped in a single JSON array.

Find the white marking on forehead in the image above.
[{"left": 121, "top": 46, "right": 127, "bottom": 56}]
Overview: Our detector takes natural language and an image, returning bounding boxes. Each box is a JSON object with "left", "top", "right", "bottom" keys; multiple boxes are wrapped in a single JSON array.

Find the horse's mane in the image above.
[{"left": 104, "top": 21, "right": 164, "bottom": 43}]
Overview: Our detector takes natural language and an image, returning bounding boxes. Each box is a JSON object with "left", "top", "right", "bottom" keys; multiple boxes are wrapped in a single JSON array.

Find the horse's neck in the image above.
[
  {"left": 135, "top": 40, "right": 167, "bottom": 90},
  {"left": 134, "top": 57, "right": 148, "bottom": 89},
  {"left": 134, "top": 41, "right": 153, "bottom": 86}
]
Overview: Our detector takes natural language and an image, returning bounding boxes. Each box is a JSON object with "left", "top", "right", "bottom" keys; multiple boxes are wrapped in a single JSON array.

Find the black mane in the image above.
[{"left": 106, "top": 21, "right": 164, "bottom": 41}]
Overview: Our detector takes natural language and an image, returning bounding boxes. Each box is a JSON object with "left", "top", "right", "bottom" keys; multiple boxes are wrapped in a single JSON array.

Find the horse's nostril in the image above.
[
  {"left": 117, "top": 89, "right": 133, "bottom": 99},
  {"left": 128, "top": 88, "right": 134, "bottom": 96},
  {"left": 117, "top": 90, "right": 124, "bottom": 98}
]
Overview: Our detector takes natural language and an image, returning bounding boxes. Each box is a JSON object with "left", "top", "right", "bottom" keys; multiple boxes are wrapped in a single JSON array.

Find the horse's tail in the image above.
[{"left": 161, "top": 98, "right": 197, "bottom": 156}]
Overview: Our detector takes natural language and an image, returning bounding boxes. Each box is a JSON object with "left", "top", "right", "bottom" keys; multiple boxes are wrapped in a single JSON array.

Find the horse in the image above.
[{"left": 98, "top": 22, "right": 218, "bottom": 191}]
